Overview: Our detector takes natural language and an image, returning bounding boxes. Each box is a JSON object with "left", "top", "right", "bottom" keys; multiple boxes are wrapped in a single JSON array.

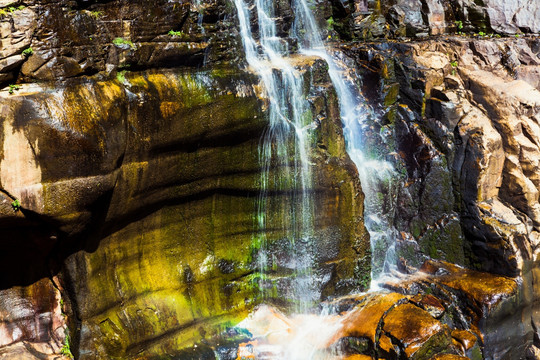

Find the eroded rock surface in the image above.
[{"left": 346, "top": 33, "right": 540, "bottom": 359}]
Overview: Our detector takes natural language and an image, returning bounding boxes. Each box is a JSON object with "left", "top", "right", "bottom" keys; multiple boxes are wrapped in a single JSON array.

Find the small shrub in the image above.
[
  {"left": 11, "top": 199, "right": 20, "bottom": 211},
  {"left": 326, "top": 17, "right": 334, "bottom": 30},
  {"left": 89, "top": 10, "right": 102, "bottom": 19},
  {"left": 8, "top": 84, "right": 20, "bottom": 94},
  {"left": 60, "top": 332, "right": 74, "bottom": 359},
  {"left": 116, "top": 70, "right": 127, "bottom": 83},
  {"left": 450, "top": 61, "right": 458, "bottom": 76},
  {"left": 168, "top": 30, "right": 184, "bottom": 37},
  {"left": 0, "top": 5, "right": 23, "bottom": 17},
  {"left": 112, "top": 37, "right": 135, "bottom": 50},
  {"left": 22, "top": 47, "right": 33, "bottom": 57},
  {"left": 478, "top": 31, "right": 486, "bottom": 37}
]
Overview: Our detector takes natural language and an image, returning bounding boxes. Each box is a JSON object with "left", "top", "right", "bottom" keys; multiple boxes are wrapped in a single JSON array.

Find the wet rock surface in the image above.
[
  {"left": 227, "top": 260, "right": 516, "bottom": 360},
  {"left": 0, "top": 0, "right": 539, "bottom": 359},
  {"left": 348, "top": 35, "right": 540, "bottom": 277},
  {"left": 0, "top": 65, "right": 367, "bottom": 358}
]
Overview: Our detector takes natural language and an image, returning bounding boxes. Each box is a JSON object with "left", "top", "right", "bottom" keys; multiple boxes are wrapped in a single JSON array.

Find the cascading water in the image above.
[
  {"left": 289, "top": 0, "right": 399, "bottom": 285},
  {"left": 231, "top": 0, "right": 401, "bottom": 358},
  {"left": 232, "top": 0, "right": 318, "bottom": 312},
  {"left": 192, "top": 0, "right": 205, "bottom": 34}
]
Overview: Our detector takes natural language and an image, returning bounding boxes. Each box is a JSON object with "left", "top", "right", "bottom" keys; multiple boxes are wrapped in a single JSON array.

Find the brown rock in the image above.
[
  {"left": 526, "top": 344, "right": 540, "bottom": 360},
  {"left": 429, "top": 354, "right": 470, "bottom": 360},
  {"left": 451, "top": 329, "right": 478, "bottom": 351},
  {"left": 378, "top": 334, "right": 399, "bottom": 358},
  {"left": 411, "top": 294, "right": 446, "bottom": 318},
  {"left": 340, "top": 293, "right": 407, "bottom": 343},
  {"left": 342, "top": 355, "right": 374, "bottom": 360},
  {"left": 383, "top": 303, "right": 452, "bottom": 360}
]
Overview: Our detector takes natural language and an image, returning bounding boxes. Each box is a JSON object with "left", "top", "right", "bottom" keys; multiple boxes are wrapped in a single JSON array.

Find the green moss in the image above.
[{"left": 384, "top": 83, "right": 400, "bottom": 107}]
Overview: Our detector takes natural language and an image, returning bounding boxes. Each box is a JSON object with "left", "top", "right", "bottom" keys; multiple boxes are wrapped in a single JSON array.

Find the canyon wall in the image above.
[
  {"left": 0, "top": 0, "right": 539, "bottom": 359},
  {"left": 0, "top": 0, "right": 368, "bottom": 359}
]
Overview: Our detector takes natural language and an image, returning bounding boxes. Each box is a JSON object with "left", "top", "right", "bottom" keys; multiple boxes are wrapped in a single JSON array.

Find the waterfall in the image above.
[
  {"left": 290, "top": 0, "right": 399, "bottom": 285},
  {"left": 232, "top": 0, "right": 317, "bottom": 311},
  {"left": 229, "top": 0, "right": 402, "bottom": 358},
  {"left": 192, "top": 0, "right": 205, "bottom": 34},
  {"left": 233, "top": 0, "right": 398, "bottom": 309}
]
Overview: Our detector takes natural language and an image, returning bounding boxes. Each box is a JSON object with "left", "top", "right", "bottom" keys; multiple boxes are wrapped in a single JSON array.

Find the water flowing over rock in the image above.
[{"left": 0, "top": 0, "right": 539, "bottom": 359}]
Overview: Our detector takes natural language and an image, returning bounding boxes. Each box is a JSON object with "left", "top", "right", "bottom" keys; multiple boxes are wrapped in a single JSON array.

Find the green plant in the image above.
[
  {"left": 168, "top": 30, "right": 184, "bottom": 37},
  {"left": 11, "top": 199, "right": 20, "bottom": 211},
  {"left": 22, "top": 47, "right": 33, "bottom": 57},
  {"left": 112, "top": 37, "right": 135, "bottom": 50},
  {"left": 7, "top": 6, "right": 23, "bottom": 12},
  {"left": 478, "top": 31, "right": 486, "bottom": 36},
  {"left": 116, "top": 69, "right": 127, "bottom": 83},
  {"left": 455, "top": 20, "right": 463, "bottom": 34},
  {"left": 8, "top": 84, "right": 20, "bottom": 94},
  {"left": 326, "top": 16, "right": 334, "bottom": 30},
  {"left": 450, "top": 61, "right": 458, "bottom": 76},
  {"left": 0, "top": 5, "right": 23, "bottom": 17},
  {"left": 60, "top": 332, "right": 74, "bottom": 359},
  {"left": 515, "top": 33, "right": 521, "bottom": 38},
  {"left": 89, "top": 10, "right": 102, "bottom": 18}
]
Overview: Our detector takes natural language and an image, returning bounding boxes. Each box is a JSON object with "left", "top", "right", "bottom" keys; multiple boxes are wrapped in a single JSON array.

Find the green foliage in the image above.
[
  {"left": 112, "top": 37, "right": 135, "bottom": 50},
  {"left": 478, "top": 31, "right": 486, "bottom": 36},
  {"left": 515, "top": 33, "right": 521, "bottom": 38},
  {"left": 116, "top": 70, "right": 127, "bottom": 83},
  {"left": 22, "top": 47, "right": 33, "bottom": 57},
  {"left": 326, "top": 16, "right": 334, "bottom": 30},
  {"left": 0, "top": 5, "right": 24, "bottom": 16},
  {"left": 455, "top": 20, "right": 463, "bottom": 35},
  {"left": 60, "top": 332, "right": 74, "bottom": 359},
  {"left": 450, "top": 61, "right": 458, "bottom": 76},
  {"left": 8, "top": 84, "right": 20, "bottom": 94},
  {"left": 11, "top": 199, "right": 20, "bottom": 211},
  {"left": 168, "top": 30, "right": 184, "bottom": 37},
  {"left": 89, "top": 10, "right": 102, "bottom": 19}
]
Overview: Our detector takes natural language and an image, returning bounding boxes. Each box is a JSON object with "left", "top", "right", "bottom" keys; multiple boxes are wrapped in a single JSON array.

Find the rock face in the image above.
[
  {"left": 340, "top": 0, "right": 540, "bottom": 39},
  {"left": 352, "top": 36, "right": 540, "bottom": 277},
  {"left": 1, "top": 0, "right": 540, "bottom": 359},
  {"left": 0, "top": 1, "right": 369, "bottom": 359},
  {"left": 346, "top": 32, "right": 540, "bottom": 359}
]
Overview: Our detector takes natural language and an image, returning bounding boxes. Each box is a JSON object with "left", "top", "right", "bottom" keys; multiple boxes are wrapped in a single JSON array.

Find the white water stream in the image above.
[
  {"left": 233, "top": 0, "right": 318, "bottom": 313},
  {"left": 230, "top": 0, "right": 400, "bottom": 358}
]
